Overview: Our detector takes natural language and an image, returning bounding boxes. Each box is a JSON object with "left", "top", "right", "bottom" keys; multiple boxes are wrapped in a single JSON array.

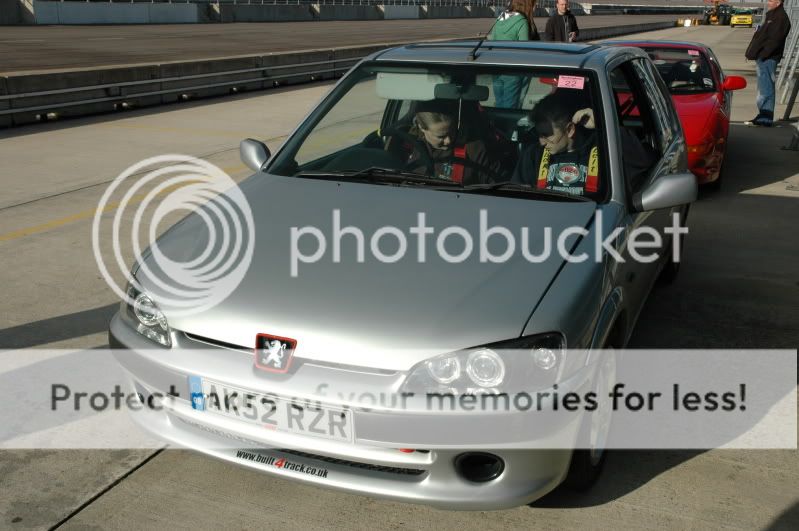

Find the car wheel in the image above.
[
  {"left": 564, "top": 348, "right": 616, "bottom": 490},
  {"left": 708, "top": 152, "right": 726, "bottom": 191}
]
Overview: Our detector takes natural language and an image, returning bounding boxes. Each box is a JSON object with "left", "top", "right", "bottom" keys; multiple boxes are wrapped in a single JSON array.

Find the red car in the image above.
[{"left": 607, "top": 41, "right": 746, "bottom": 187}]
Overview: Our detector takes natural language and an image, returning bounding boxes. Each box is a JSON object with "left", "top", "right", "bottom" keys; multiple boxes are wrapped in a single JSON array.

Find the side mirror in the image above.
[
  {"left": 722, "top": 76, "right": 747, "bottom": 91},
  {"left": 240, "top": 139, "right": 271, "bottom": 172},
  {"left": 633, "top": 172, "right": 697, "bottom": 212}
]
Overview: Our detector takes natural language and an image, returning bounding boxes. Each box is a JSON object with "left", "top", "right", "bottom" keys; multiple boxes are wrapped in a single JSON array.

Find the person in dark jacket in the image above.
[
  {"left": 544, "top": 0, "right": 579, "bottom": 43},
  {"left": 391, "top": 101, "right": 503, "bottom": 185},
  {"left": 744, "top": 0, "right": 792, "bottom": 126},
  {"left": 513, "top": 92, "right": 656, "bottom": 196},
  {"left": 512, "top": 93, "right": 599, "bottom": 196}
]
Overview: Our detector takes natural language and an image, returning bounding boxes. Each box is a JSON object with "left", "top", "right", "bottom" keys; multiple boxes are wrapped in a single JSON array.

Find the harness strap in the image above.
[
  {"left": 451, "top": 146, "right": 467, "bottom": 183},
  {"left": 537, "top": 148, "right": 551, "bottom": 188},
  {"left": 585, "top": 146, "right": 599, "bottom": 193}
]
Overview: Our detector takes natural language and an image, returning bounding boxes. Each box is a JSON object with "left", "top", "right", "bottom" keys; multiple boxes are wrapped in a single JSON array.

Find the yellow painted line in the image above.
[{"left": 0, "top": 164, "right": 248, "bottom": 243}]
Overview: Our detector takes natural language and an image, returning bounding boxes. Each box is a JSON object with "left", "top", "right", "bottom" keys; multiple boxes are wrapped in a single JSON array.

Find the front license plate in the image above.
[{"left": 199, "top": 379, "right": 353, "bottom": 442}]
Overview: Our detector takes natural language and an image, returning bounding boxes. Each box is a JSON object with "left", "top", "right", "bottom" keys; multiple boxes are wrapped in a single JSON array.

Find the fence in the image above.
[{"left": 774, "top": 0, "right": 798, "bottom": 120}]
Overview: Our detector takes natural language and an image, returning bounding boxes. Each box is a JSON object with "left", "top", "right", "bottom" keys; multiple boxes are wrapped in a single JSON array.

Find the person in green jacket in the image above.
[{"left": 489, "top": 0, "right": 539, "bottom": 108}]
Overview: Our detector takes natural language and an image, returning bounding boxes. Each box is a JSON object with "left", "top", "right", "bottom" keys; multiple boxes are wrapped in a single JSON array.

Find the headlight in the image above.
[
  {"left": 465, "top": 349, "right": 505, "bottom": 388},
  {"left": 402, "top": 333, "right": 565, "bottom": 394},
  {"left": 124, "top": 283, "right": 172, "bottom": 347},
  {"left": 426, "top": 356, "right": 461, "bottom": 384},
  {"left": 687, "top": 139, "right": 715, "bottom": 155}
]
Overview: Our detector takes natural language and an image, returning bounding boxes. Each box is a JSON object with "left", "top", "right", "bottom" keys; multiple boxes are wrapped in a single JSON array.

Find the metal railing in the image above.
[
  {"left": 56, "top": 0, "right": 750, "bottom": 4},
  {"left": 67, "top": 0, "right": 500, "bottom": 5},
  {"left": 0, "top": 55, "right": 364, "bottom": 118},
  {"left": 775, "top": 0, "right": 798, "bottom": 115}
]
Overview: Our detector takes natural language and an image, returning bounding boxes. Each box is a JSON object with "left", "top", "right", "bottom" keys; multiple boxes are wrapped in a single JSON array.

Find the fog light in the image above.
[{"left": 454, "top": 452, "right": 504, "bottom": 483}]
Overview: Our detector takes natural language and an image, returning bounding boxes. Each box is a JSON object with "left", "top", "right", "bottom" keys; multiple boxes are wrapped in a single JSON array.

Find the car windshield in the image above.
[
  {"left": 642, "top": 47, "right": 716, "bottom": 94},
  {"left": 267, "top": 61, "right": 607, "bottom": 201}
]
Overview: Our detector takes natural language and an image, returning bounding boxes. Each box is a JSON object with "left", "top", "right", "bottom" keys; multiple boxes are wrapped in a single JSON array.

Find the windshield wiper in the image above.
[
  {"left": 294, "top": 167, "right": 463, "bottom": 188},
  {"left": 460, "top": 182, "right": 594, "bottom": 202}
]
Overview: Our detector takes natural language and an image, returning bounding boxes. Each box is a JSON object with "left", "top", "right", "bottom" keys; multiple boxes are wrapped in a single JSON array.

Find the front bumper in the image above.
[{"left": 109, "top": 312, "right": 585, "bottom": 510}]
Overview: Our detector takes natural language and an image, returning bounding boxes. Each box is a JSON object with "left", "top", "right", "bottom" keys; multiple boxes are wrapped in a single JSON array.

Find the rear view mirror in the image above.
[
  {"left": 633, "top": 172, "right": 697, "bottom": 212},
  {"left": 240, "top": 139, "right": 271, "bottom": 172},
  {"left": 434, "top": 83, "right": 489, "bottom": 101},
  {"left": 722, "top": 76, "right": 747, "bottom": 91}
]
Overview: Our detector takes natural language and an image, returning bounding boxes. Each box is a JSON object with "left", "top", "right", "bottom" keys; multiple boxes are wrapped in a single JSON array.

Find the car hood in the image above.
[
  {"left": 672, "top": 92, "right": 719, "bottom": 144},
  {"left": 141, "top": 174, "right": 597, "bottom": 370}
]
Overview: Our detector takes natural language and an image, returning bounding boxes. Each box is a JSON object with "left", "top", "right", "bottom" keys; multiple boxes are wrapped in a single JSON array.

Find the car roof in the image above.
[
  {"left": 370, "top": 41, "right": 646, "bottom": 70},
  {"left": 604, "top": 40, "right": 708, "bottom": 51}
]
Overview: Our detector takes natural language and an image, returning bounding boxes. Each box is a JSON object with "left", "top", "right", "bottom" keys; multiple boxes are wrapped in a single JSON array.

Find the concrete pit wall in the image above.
[
  {"left": 219, "top": 5, "right": 314, "bottom": 23},
  {"left": 31, "top": 1, "right": 201, "bottom": 24},
  {"left": 382, "top": 6, "right": 421, "bottom": 20},
  {"left": 0, "top": 0, "right": 22, "bottom": 24},
  {"left": 315, "top": 6, "right": 383, "bottom": 21},
  {"left": 422, "top": 6, "right": 471, "bottom": 19},
  {"left": 1, "top": 19, "right": 675, "bottom": 127}
]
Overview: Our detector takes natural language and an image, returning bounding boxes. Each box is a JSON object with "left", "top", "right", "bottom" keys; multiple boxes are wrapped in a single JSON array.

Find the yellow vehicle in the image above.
[{"left": 730, "top": 9, "right": 754, "bottom": 28}]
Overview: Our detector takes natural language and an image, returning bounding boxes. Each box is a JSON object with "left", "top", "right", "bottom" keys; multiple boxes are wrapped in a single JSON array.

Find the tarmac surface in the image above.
[
  {"left": 0, "top": 15, "right": 680, "bottom": 74},
  {"left": 0, "top": 24, "right": 797, "bottom": 531}
]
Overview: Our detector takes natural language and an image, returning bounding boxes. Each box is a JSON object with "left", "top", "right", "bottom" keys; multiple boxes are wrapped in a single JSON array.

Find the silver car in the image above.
[{"left": 109, "top": 41, "right": 697, "bottom": 509}]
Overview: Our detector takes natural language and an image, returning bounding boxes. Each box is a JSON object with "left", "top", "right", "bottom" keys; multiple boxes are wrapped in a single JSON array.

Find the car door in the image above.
[
  {"left": 607, "top": 58, "right": 684, "bottom": 319},
  {"left": 705, "top": 48, "right": 733, "bottom": 138}
]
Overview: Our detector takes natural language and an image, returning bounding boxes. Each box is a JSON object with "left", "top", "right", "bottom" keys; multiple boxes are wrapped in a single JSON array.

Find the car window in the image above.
[
  {"left": 293, "top": 75, "right": 387, "bottom": 166},
  {"left": 609, "top": 62, "right": 661, "bottom": 192},
  {"left": 640, "top": 47, "right": 716, "bottom": 94},
  {"left": 631, "top": 59, "right": 675, "bottom": 149},
  {"left": 706, "top": 48, "right": 724, "bottom": 82},
  {"left": 268, "top": 62, "right": 608, "bottom": 201}
]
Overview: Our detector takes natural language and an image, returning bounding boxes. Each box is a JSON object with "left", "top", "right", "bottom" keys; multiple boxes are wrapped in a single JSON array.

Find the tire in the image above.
[
  {"left": 564, "top": 348, "right": 616, "bottom": 490},
  {"left": 708, "top": 150, "right": 726, "bottom": 192}
]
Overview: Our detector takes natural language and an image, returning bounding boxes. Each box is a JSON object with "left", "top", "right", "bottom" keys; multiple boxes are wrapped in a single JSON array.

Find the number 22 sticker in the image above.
[{"left": 557, "top": 75, "right": 585, "bottom": 90}]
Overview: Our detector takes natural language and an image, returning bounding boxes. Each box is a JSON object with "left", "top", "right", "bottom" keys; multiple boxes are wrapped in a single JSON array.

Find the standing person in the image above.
[
  {"left": 544, "top": 0, "right": 579, "bottom": 43},
  {"left": 744, "top": 0, "right": 792, "bottom": 127},
  {"left": 489, "top": 0, "right": 539, "bottom": 108}
]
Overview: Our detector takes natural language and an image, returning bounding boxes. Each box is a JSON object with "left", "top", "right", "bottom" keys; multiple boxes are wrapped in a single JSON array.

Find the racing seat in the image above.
[{"left": 667, "top": 61, "right": 702, "bottom": 89}]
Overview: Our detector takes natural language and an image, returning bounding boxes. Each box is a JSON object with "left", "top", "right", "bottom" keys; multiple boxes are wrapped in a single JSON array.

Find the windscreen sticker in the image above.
[
  {"left": 557, "top": 75, "right": 585, "bottom": 90},
  {"left": 688, "top": 50, "right": 700, "bottom": 56}
]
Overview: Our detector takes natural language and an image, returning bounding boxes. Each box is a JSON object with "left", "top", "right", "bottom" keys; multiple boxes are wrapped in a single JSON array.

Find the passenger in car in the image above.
[
  {"left": 512, "top": 91, "right": 600, "bottom": 196},
  {"left": 512, "top": 91, "right": 656, "bottom": 195},
  {"left": 393, "top": 100, "right": 505, "bottom": 184}
]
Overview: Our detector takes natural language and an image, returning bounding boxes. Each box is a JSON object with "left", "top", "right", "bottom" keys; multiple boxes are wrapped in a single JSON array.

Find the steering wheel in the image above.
[
  {"left": 381, "top": 126, "right": 436, "bottom": 175},
  {"left": 381, "top": 126, "right": 508, "bottom": 184}
]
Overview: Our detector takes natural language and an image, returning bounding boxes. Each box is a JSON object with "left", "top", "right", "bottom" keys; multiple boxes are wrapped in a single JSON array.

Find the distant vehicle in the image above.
[
  {"left": 730, "top": 9, "right": 754, "bottom": 28},
  {"left": 704, "top": 0, "right": 732, "bottom": 25},
  {"left": 607, "top": 41, "right": 746, "bottom": 187}
]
